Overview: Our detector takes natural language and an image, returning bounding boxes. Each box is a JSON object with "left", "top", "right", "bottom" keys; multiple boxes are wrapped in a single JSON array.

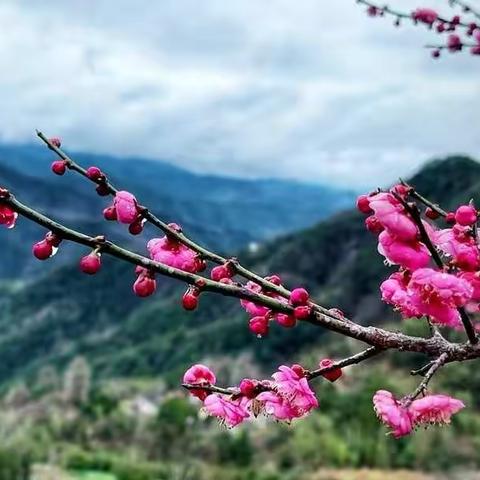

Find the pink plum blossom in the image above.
[
  {"left": 147, "top": 236, "right": 199, "bottom": 273},
  {"left": 256, "top": 391, "right": 303, "bottom": 422},
  {"left": 114, "top": 191, "right": 138, "bottom": 224},
  {"left": 377, "top": 230, "right": 430, "bottom": 270},
  {"left": 183, "top": 364, "right": 216, "bottom": 401},
  {"left": 271, "top": 365, "right": 318, "bottom": 414},
  {"left": 412, "top": 8, "right": 438, "bottom": 25},
  {"left": 410, "top": 394, "right": 465, "bottom": 425},
  {"left": 408, "top": 268, "right": 473, "bottom": 328},
  {"left": 373, "top": 390, "right": 413, "bottom": 438},
  {"left": 203, "top": 394, "right": 250, "bottom": 427}
]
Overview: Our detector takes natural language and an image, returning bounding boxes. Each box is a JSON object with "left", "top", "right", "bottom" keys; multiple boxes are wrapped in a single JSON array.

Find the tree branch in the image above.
[{"left": 404, "top": 353, "right": 448, "bottom": 404}]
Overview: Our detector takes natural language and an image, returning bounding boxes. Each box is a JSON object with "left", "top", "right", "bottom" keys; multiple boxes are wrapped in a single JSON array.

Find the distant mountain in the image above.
[
  {"left": 0, "top": 154, "right": 477, "bottom": 387},
  {"left": 0, "top": 143, "right": 354, "bottom": 278}
]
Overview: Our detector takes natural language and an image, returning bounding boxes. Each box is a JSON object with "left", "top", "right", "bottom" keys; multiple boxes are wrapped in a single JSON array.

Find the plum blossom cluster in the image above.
[
  {"left": 357, "top": 0, "right": 480, "bottom": 57},
  {"left": 183, "top": 363, "right": 337, "bottom": 427},
  {"left": 373, "top": 390, "right": 464, "bottom": 437},
  {"left": 357, "top": 186, "right": 480, "bottom": 332},
  {"left": 0, "top": 132, "right": 476, "bottom": 440},
  {"left": 241, "top": 282, "right": 312, "bottom": 337}
]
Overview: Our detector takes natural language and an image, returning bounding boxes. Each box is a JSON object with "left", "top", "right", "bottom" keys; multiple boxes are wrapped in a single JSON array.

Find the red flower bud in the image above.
[
  {"left": 96, "top": 183, "right": 110, "bottom": 196},
  {"left": 239, "top": 379, "right": 258, "bottom": 399},
  {"left": 249, "top": 316, "right": 269, "bottom": 336},
  {"left": 211, "top": 265, "right": 232, "bottom": 281},
  {"left": 182, "top": 288, "right": 199, "bottom": 310},
  {"left": 293, "top": 305, "right": 311, "bottom": 320},
  {"left": 79, "top": 253, "right": 101, "bottom": 275},
  {"left": 319, "top": 358, "right": 343, "bottom": 383},
  {"left": 446, "top": 212, "right": 456, "bottom": 224},
  {"left": 129, "top": 219, "right": 144, "bottom": 235},
  {"left": 86, "top": 166, "right": 103, "bottom": 181},
  {"left": 133, "top": 274, "right": 156, "bottom": 297},
  {"left": 356, "top": 195, "right": 373, "bottom": 214},
  {"left": 103, "top": 206, "right": 117, "bottom": 221},
  {"left": 425, "top": 207, "right": 440, "bottom": 220},
  {"left": 291, "top": 364, "right": 306, "bottom": 378},
  {"left": 51, "top": 160, "right": 67, "bottom": 176},
  {"left": 290, "top": 287, "right": 309, "bottom": 306},
  {"left": 33, "top": 240, "right": 53, "bottom": 260},
  {"left": 275, "top": 313, "right": 297, "bottom": 328},
  {"left": 365, "top": 215, "right": 384, "bottom": 234}
]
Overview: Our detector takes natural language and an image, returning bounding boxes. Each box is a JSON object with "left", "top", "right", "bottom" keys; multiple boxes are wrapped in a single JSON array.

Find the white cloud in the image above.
[{"left": 0, "top": 0, "right": 478, "bottom": 188}]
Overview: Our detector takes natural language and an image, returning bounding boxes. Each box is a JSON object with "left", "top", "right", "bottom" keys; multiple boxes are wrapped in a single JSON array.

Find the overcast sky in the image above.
[{"left": 0, "top": 0, "right": 478, "bottom": 188}]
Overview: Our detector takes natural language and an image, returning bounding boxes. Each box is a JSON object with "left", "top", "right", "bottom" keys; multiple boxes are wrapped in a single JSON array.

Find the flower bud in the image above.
[
  {"left": 133, "top": 274, "right": 156, "bottom": 297},
  {"left": 182, "top": 288, "right": 199, "bottom": 310},
  {"left": 425, "top": 207, "right": 440, "bottom": 220},
  {"left": 290, "top": 287, "right": 309, "bottom": 306},
  {"left": 293, "top": 305, "right": 311, "bottom": 320},
  {"left": 86, "top": 166, "right": 103, "bottom": 181},
  {"left": 51, "top": 160, "right": 67, "bottom": 176},
  {"left": 129, "top": 219, "right": 144, "bottom": 235},
  {"left": 103, "top": 206, "right": 117, "bottom": 221},
  {"left": 211, "top": 265, "right": 232, "bottom": 281},
  {"left": 356, "top": 195, "right": 373, "bottom": 214},
  {"left": 33, "top": 240, "right": 53, "bottom": 260},
  {"left": 96, "top": 183, "right": 110, "bottom": 196},
  {"left": 239, "top": 379, "right": 258, "bottom": 399},
  {"left": 275, "top": 313, "right": 297, "bottom": 328},
  {"left": 319, "top": 358, "right": 343, "bottom": 382},
  {"left": 249, "top": 316, "right": 269, "bottom": 337},
  {"left": 79, "top": 252, "right": 101, "bottom": 275},
  {"left": 455, "top": 205, "right": 477, "bottom": 226}
]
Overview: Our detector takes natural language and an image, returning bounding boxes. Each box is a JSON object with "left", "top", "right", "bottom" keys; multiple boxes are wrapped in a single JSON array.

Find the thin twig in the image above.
[
  {"left": 449, "top": 0, "right": 480, "bottom": 21},
  {"left": 357, "top": 0, "right": 471, "bottom": 27},
  {"left": 404, "top": 353, "right": 448, "bottom": 404},
  {"left": 306, "top": 346, "right": 382, "bottom": 380}
]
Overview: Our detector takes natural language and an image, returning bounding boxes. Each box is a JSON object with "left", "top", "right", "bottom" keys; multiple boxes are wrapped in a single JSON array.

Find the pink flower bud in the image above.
[
  {"left": 86, "top": 166, "right": 103, "bottom": 181},
  {"left": 319, "top": 358, "right": 343, "bottom": 382},
  {"left": 103, "top": 206, "right": 117, "bottom": 221},
  {"left": 447, "top": 34, "right": 462, "bottom": 52},
  {"left": 79, "top": 253, "right": 101, "bottom": 275},
  {"left": 290, "top": 288, "right": 309, "bottom": 306},
  {"left": 275, "top": 313, "right": 297, "bottom": 328},
  {"left": 133, "top": 274, "right": 156, "bottom": 297},
  {"left": 356, "top": 195, "right": 373, "bottom": 214},
  {"left": 51, "top": 160, "right": 67, "bottom": 176},
  {"left": 455, "top": 205, "right": 477, "bottom": 226},
  {"left": 33, "top": 240, "right": 53, "bottom": 260},
  {"left": 182, "top": 288, "right": 199, "bottom": 310},
  {"left": 211, "top": 265, "right": 232, "bottom": 281},
  {"left": 239, "top": 379, "right": 258, "bottom": 399},
  {"left": 293, "top": 305, "right": 311, "bottom": 320},
  {"left": 49, "top": 138, "right": 61, "bottom": 148},
  {"left": 249, "top": 316, "right": 269, "bottom": 336}
]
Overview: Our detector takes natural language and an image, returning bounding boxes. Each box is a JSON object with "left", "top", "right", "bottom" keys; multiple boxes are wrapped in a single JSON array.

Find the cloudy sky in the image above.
[{"left": 0, "top": 0, "right": 478, "bottom": 188}]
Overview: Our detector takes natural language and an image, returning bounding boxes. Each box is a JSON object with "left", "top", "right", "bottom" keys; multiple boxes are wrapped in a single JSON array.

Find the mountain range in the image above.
[
  {"left": 0, "top": 149, "right": 478, "bottom": 388},
  {"left": 0, "top": 143, "right": 354, "bottom": 279}
]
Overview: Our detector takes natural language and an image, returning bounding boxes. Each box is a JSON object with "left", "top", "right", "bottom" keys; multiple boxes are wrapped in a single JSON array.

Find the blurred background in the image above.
[{"left": 0, "top": 0, "right": 479, "bottom": 479}]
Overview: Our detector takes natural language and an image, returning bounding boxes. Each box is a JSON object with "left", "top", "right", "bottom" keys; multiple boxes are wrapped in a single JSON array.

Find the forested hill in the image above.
[{"left": 0, "top": 155, "right": 478, "bottom": 386}]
